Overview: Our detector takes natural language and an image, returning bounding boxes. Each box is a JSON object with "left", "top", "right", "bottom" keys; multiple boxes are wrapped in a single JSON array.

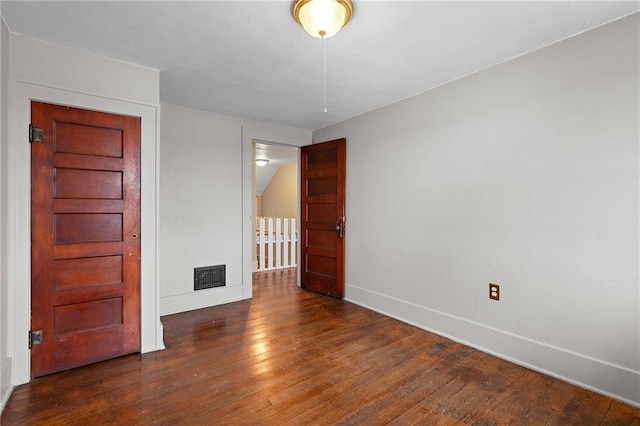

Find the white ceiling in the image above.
[{"left": 1, "top": 1, "right": 639, "bottom": 131}]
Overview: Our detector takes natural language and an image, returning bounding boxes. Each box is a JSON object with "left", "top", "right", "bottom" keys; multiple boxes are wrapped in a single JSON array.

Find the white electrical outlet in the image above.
[{"left": 489, "top": 283, "right": 500, "bottom": 301}]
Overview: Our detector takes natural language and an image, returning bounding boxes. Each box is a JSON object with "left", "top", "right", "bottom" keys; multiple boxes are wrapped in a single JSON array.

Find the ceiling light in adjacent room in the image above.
[{"left": 255, "top": 159, "right": 269, "bottom": 167}]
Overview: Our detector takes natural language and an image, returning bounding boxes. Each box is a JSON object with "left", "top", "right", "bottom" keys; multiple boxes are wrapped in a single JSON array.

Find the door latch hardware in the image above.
[
  {"left": 29, "top": 330, "right": 43, "bottom": 349},
  {"left": 29, "top": 125, "right": 43, "bottom": 143}
]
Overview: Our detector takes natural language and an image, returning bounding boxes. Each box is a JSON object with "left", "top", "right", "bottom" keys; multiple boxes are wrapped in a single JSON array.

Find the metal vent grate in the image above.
[{"left": 194, "top": 265, "right": 226, "bottom": 291}]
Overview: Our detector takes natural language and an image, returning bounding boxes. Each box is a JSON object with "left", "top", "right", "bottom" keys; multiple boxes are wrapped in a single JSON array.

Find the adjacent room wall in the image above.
[
  {"left": 0, "top": 13, "right": 11, "bottom": 412},
  {"left": 261, "top": 163, "right": 298, "bottom": 218},
  {"left": 255, "top": 195, "right": 263, "bottom": 217},
  {"left": 6, "top": 35, "right": 162, "bottom": 387},
  {"left": 314, "top": 14, "right": 640, "bottom": 406},
  {"left": 159, "top": 103, "right": 309, "bottom": 315}
]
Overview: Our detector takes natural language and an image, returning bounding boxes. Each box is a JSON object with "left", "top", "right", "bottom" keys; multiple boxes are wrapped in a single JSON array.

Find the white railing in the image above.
[{"left": 256, "top": 217, "right": 298, "bottom": 271}]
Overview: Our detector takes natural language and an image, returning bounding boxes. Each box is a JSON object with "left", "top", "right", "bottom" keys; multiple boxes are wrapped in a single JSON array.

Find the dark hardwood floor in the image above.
[{"left": 2, "top": 269, "right": 639, "bottom": 425}]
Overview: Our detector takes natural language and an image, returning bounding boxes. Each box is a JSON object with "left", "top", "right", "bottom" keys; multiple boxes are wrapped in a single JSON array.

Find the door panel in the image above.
[
  {"left": 307, "top": 229, "right": 337, "bottom": 250},
  {"left": 306, "top": 255, "right": 336, "bottom": 275},
  {"left": 54, "top": 213, "right": 123, "bottom": 244},
  {"left": 55, "top": 122, "right": 123, "bottom": 157},
  {"left": 300, "top": 138, "right": 346, "bottom": 298},
  {"left": 55, "top": 256, "right": 123, "bottom": 289},
  {"left": 307, "top": 204, "right": 336, "bottom": 222},
  {"left": 55, "top": 169, "right": 123, "bottom": 199},
  {"left": 307, "top": 176, "right": 337, "bottom": 195},
  {"left": 31, "top": 101, "right": 141, "bottom": 377},
  {"left": 54, "top": 297, "right": 123, "bottom": 335}
]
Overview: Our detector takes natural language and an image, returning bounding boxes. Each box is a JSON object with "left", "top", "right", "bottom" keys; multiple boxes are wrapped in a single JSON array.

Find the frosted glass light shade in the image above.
[
  {"left": 255, "top": 159, "right": 269, "bottom": 167},
  {"left": 293, "top": 0, "right": 353, "bottom": 39}
]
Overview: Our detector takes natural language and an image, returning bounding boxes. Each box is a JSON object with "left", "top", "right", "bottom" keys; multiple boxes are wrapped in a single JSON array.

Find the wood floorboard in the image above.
[{"left": 2, "top": 268, "right": 639, "bottom": 425}]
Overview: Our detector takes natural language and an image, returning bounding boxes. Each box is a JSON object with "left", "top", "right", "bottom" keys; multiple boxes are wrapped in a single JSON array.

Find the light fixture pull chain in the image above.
[{"left": 323, "top": 39, "right": 327, "bottom": 114}]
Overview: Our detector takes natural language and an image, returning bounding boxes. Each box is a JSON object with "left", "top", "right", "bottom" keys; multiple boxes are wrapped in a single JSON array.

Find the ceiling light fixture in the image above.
[
  {"left": 292, "top": 0, "right": 354, "bottom": 39},
  {"left": 255, "top": 159, "right": 269, "bottom": 167}
]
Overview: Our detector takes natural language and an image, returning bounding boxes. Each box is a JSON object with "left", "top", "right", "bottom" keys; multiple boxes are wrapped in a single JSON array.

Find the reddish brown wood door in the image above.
[
  {"left": 31, "top": 101, "right": 141, "bottom": 377},
  {"left": 300, "top": 138, "right": 346, "bottom": 298}
]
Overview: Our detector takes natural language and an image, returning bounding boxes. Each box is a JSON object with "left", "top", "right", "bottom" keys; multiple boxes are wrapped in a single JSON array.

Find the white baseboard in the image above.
[
  {"left": 160, "top": 285, "right": 243, "bottom": 316},
  {"left": 156, "top": 320, "right": 166, "bottom": 351},
  {"left": 345, "top": 283, "right": 640, "bottom": 408},
  {"left": 1, "top": 357, "right": 13, "bottom": 414}
]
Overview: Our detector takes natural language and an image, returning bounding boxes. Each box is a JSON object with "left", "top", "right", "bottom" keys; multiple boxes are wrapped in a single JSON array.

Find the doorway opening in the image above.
[
  {"left": 241, "top": 128, "right": 309, "bottom": 300},
  {"left": 253, "top": 141, "right": 299, "bottom": 276}
]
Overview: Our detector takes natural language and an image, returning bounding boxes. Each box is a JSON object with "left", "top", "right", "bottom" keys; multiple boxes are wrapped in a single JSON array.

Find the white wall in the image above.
[
  {"left": 0, "top": 13, "right": 11, "bottom": 412},
  {"left": 5, "top": 35, "right": 163, "bottom": 389},
  {"left": 314, "top": 14, "right": 640, "bottom": 406},
  {"left": 159, "top": 103, "right": 310, "bottom": 315}
]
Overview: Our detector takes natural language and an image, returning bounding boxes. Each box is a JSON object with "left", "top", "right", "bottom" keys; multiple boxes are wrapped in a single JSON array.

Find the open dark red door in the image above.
[
  {"left": 31, "top": 101, "right": 141, "bottom": 377},
  {"left": 300, "top": 138, "right": 346, "bottom": 298}
]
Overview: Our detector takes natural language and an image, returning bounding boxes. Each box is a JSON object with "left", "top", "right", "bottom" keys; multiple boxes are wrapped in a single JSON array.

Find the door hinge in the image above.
[
  {"left": 29, "top": 124, "right": 43, "bottom": 143},
  {"left": 29, "top": 330, "right": 43, "bottom": 349}
]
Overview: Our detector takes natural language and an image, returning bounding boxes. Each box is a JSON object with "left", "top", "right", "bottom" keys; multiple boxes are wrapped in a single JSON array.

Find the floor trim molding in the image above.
[
  {"left": 160, "top": 286, "right": 243, "bottom": 316},
  {"left": 345, "top": 282, "right": 640, "bottom": 408},
  {"left": 1, "top": 357, "right": 13, "bottom": 413}
]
